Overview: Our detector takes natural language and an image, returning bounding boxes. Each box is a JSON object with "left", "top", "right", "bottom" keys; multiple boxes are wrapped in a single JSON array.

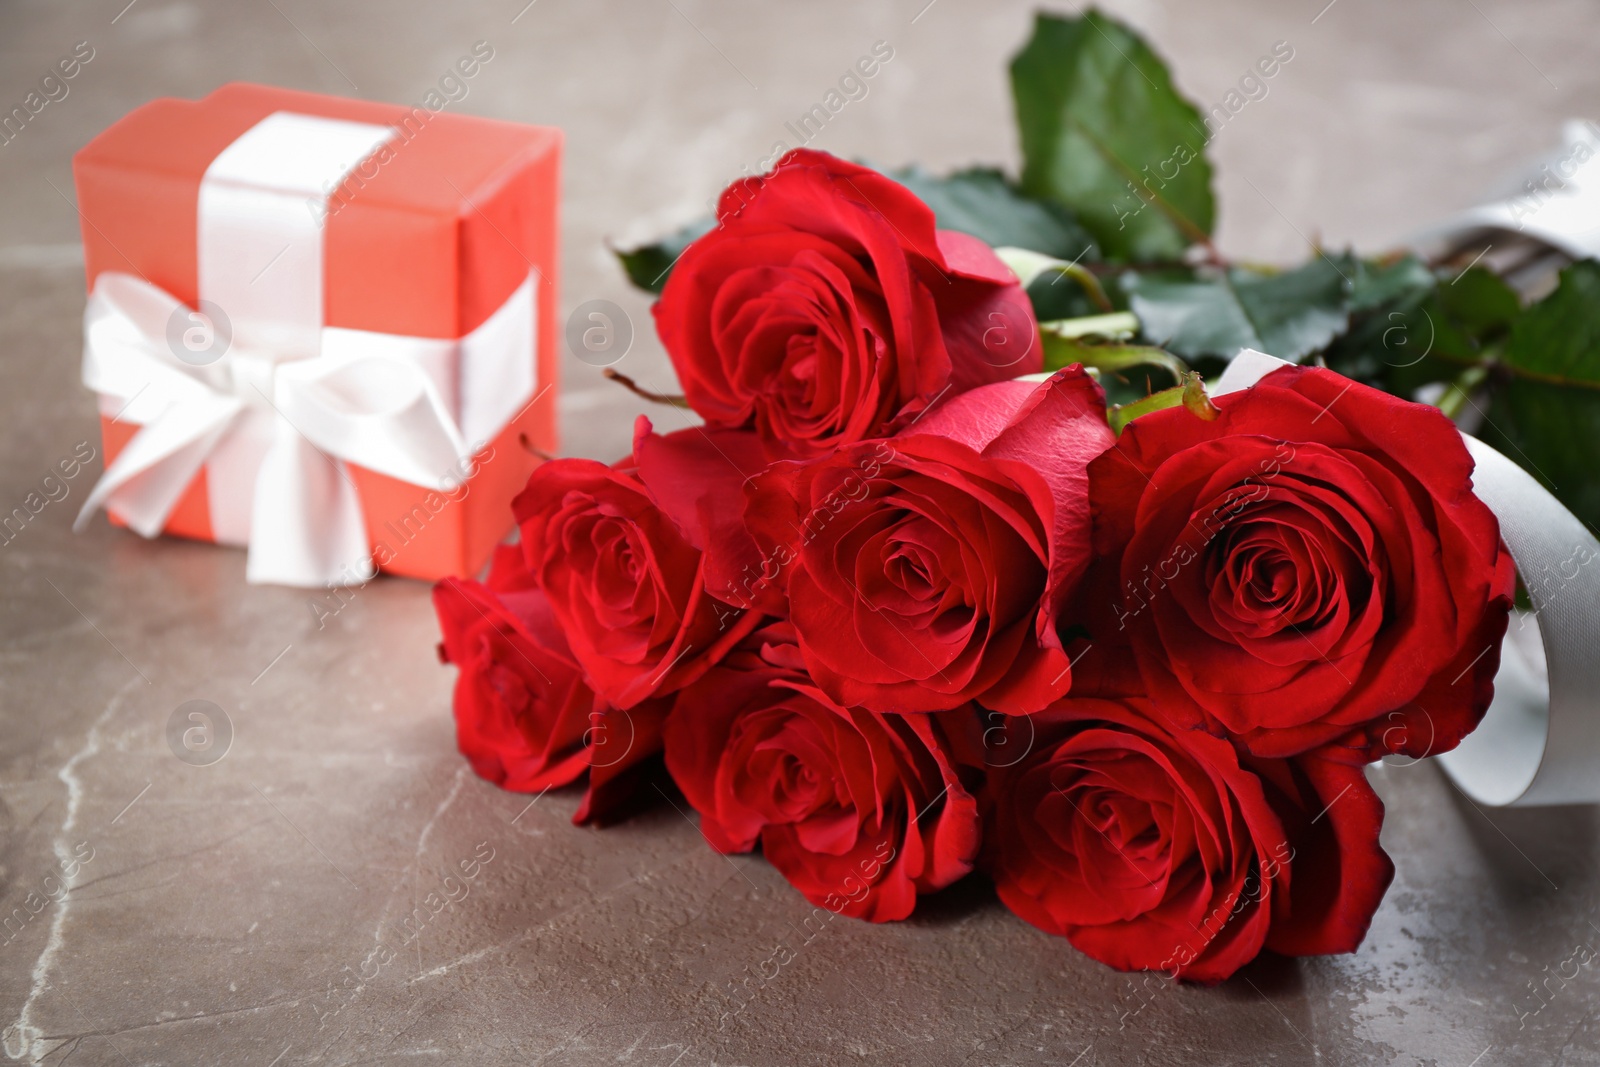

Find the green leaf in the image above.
[
  {"left": 1479, "top": 262, "right": 1600, "bottom": 535},
  {"left": 1393, "top": 267, "right": 1521, "bottom": 395},
  {"left": 1498, "top": 260, "right": 1600, "bottom": 385},
  {"left": 613, "top": 217, "right": 716, "bottom": 295},
  {"left": 1439, "top": 265, "right": 1522, "bottom": 339},
  {"left": 1124, "top": 257, "right": 1351, "bottom": 361},
  {"left": 893, "top": 167, "right": 1098, "bottom": 261},
  {"left": 1348, "top": 254, "right": 1434, "bottom": 312},
  {"left": 1011, "top": 9, "right": 1213, "bottom": 261},
  {"left": 1321, "top": 256, "right": 1439, "bottom": 389},
  {"left": 1483, "top": 383, "right": 1600, "bottom": 536},
  {"left": 1321, "top": 261, "right": 1518, "bottom": 396}
]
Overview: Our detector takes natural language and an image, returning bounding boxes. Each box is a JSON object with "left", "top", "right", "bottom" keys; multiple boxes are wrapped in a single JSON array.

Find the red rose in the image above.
[
  {"left": 711, "top": 367, "right": 1114, "bottom": 715},
  {"left": 483, "top": 541, "right": 538, "bottom": 593},
  {"left": 513, "top": 444, "right": 759, "bottom": 709},
  {"left": 432, "top": 571, "right": 667, "bottom": 825},
  {"left": 663, "top": 622, "right": 980, "bottom": 921},
  {"left": 982, "top": 697, "right": 1392, "bottom": 982},
  {"left": 632, "top": 419, "right": 790, "bottom": 562},
  {"left": 654, "top": 149, "right": 1042, "bottom": 454},
  {"left": 1089, "top": 365, "right": 1515, "bottom": 759}
]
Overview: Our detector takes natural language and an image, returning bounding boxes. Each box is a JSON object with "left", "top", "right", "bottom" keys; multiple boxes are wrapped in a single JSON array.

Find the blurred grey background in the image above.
[{"left": 2, "top": 1, "right": 1599, "bottom": 1065}]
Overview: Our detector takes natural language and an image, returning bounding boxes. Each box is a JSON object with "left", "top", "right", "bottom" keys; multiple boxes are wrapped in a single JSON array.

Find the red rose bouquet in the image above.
[{"left": 431, "top": 11, "right": 1579, "bottom": 984}]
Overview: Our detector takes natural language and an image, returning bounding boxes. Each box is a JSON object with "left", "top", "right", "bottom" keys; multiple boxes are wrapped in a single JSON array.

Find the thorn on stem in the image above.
[
  {"left": 602, "top": 368, "right": 691, "bottom": 409},
  {"left": 518, "top": 433, "right": 556, "bottom": 462}
]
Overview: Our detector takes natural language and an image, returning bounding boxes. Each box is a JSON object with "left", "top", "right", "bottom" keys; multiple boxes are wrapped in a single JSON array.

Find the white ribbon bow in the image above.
[{"left": 76, "top": 272, "right": 475, "bottom": 588}]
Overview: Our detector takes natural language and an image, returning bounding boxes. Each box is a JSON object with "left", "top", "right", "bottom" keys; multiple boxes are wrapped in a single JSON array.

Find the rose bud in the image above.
[
  {"left": 663, "top": 622, "right": 981, "bottom": 922},
  {"left": 432, "top": 575, "right": 669, "bottom": 825},
  {"left": 708, "top": 366, "right": 1114, "bottom": 715},
  {"left": 982, "top": 697, "right": 1393, "bottom": 983},
  {"left": 513, "top": 443, "right": 761, "bottom": 709},
  {"left": 1088, "top": 364, "right": 1515, "bottom": 759},
  {"left": 654, "top": 149, "right": 1041, "bottom": 454}
]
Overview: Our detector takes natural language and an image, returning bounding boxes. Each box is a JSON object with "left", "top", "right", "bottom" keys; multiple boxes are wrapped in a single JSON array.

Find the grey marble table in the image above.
[{"left": 3, "top": 1, "right": 1599, "bottom": 1063}]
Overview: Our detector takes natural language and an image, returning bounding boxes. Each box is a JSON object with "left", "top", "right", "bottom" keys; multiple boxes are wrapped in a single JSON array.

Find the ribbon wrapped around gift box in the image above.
[{"left": 70, "top": 83, "right": 561, "bottom": 587}]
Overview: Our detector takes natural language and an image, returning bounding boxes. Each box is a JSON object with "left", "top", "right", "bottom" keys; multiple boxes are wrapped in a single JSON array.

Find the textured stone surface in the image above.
[{"left": 2, "top": 1, "right": 1600, "bottom": 1064}]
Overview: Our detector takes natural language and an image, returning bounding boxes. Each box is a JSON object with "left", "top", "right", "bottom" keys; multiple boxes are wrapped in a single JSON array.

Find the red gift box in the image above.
[{"left": 71, "top": 82, "right": 560, "bottom": 585}]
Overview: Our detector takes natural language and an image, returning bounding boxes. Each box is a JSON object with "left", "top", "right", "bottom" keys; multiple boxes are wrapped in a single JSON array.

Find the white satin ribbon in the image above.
[
  {"left": 1217, "top": 349, "right": 1600, "bottom": 806},
  {"left": 76, "top": 271, "right": 481, "bottom": 585},
  {"left": 1416, "top": 118, "right": 1600, "bottom": 261},
  {"left": 75, "top": 111, "right": 536, "bottom": 588}
]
